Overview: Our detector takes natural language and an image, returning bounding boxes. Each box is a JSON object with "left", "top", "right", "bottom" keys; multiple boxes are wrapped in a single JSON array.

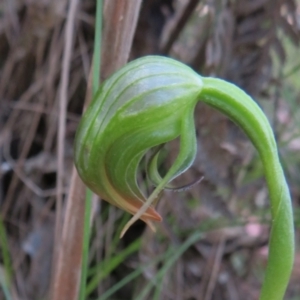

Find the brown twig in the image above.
[
  {"left": 159, "top": 0, "right": 199, "bottom": 54},
  {"left": 2, "top": 110, "right": 43, "bottom": 216},
  {"left": 203, "top": 236, "right": 225, "bottom": 300},
  {"left": 101, "top": 0, "right": 142, "bottom": 80},
  {"left": 51, "top": 167, "right": 86, "bottom": 300},
  {"left": 55, "top": 0, "right": 79, "bottom": 246},
  {"left": 51, "top": 0, "right": 80, "bottom": 298}
]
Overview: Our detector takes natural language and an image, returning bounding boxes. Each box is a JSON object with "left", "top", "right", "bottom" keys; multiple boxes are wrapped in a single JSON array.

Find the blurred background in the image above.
[{"left": 0, "top": 0, "right": 300, "bottom": 299}]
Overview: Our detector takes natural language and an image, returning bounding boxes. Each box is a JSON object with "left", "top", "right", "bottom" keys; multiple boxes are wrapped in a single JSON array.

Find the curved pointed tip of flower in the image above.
[
  {"left": 141, "top": 206, "right": 163, "bottom": 222},
  {"left": 120, "top": 207, "right": 162, "bottom": 238}
]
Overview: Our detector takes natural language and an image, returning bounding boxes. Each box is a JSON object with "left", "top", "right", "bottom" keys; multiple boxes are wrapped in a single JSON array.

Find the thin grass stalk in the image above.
[
  {"left": 56, "top": 0, "right": 78, "bottom": 244},
  {"left": 79, "top": 188, "right": 93, "bottom": 300},
  {"left": 284, "top": 61, "right": 300, "bottom": 78},
  {"left": 93, "top": 0, "right": 103, "bottom": 96},
  {"left": 50, "top": 0, "right": 82, "bottom": 297},
  {"left": 79, "top": 2, "right": 102, "bottom": 298}
]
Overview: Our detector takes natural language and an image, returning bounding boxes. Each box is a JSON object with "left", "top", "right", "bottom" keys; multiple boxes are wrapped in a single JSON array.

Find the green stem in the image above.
[
  {"left": 79, "top": 0, "right": 102, "bottom": 299},
  {"left": 283, "top": 62, "right": 300, "bottom": 79},
  {"left": 79, "top": 188, "right": 93, "bottom": 300},
  {"left": 200, "top": 77, "right": 294, "bottom": 300},
  {"left": 93, "top": 0, "right": 102, "bottom": 95}
]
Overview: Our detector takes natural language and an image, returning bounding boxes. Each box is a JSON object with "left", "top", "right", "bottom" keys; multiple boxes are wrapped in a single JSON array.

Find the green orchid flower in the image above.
[{"left": 74, "top": 55, "right": 294, "bottom": 300}]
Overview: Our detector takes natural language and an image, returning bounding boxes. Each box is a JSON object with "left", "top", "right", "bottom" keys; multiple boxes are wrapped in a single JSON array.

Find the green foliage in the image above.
[
  {"left": 0, "top": 216, "right": 12, "bottom": 300},
  {"left": 96, "top": 231, "right": 203, "bottom": 300},
  {"left": 79, "top": 1, "right": 102, "bottom": 299},
  {"left": 74, "top": 55, "right": 294, "bottom": 299},
  {"left": 86, "top": 237, "right": 141, "bottom": 297}
]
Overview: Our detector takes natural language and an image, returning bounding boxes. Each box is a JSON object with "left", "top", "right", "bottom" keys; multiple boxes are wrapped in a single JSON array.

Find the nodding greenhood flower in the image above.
[{"left": 74, "top": 56, "right": 294, "bottom": 300}]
